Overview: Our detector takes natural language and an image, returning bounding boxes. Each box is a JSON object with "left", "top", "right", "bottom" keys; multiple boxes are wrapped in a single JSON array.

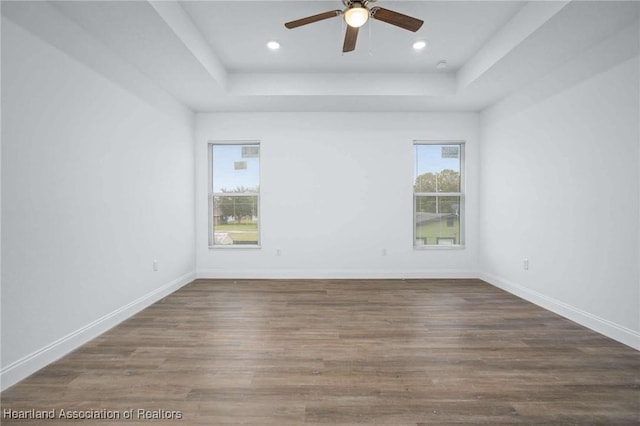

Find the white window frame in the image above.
[
  {"left": 208, "top": 141, "right": 261, "bottom": 249},
  {"left": 413, "top": 141, "right": 465, "bottom": 250}
]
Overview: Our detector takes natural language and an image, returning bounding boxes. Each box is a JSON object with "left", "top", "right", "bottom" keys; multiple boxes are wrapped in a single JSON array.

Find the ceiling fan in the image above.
[{"left": 284, "top": 0, "right": 424, "bottom": 53}]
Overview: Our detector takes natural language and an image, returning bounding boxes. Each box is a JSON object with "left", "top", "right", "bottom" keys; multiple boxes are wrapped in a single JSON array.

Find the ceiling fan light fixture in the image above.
[
  {"left": 344, "top": 3, "right": 369, "bottom": 28},
  {"left": 266, "top": 41, "right": 281, "bottom": 50}
]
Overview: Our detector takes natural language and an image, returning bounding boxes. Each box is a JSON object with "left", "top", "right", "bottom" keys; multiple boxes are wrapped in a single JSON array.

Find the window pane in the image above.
[
  {"left": 212, "top": 196, "right": 259, "bottom": 245},
  {"left": 414, "top": 144, "right": 461, "bottom": 192},
  {"left": 212, "top": 144, "right": 260, "bottom": 193},
  {"left": 415, "top": 195, "right": 460, "bottom": 246}
]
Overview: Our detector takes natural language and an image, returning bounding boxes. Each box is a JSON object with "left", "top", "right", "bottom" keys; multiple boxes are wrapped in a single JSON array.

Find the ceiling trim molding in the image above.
[
  {"left": 457, "top": 0, "right": 570, "bottom": 91},
  {"left": 228, "top": 72, "right": 455, "bottom": 96},
  {"left": 482, "top": 19, "right": 640, "bottom": 123},
  {"left": 1, "top": 1, "right": 192, "bottom": 118},
  {"left": 148, "top": 0, "right": 228, "bottom": 90}
]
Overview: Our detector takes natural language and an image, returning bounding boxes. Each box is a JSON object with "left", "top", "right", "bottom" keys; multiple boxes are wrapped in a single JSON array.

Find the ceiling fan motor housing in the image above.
[{"left": 342, "top": 0, "right": 375, "bottom": 7}]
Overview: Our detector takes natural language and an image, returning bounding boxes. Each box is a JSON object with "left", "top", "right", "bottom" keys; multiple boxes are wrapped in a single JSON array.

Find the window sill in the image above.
[
  {"left": 414, "top": 245, "right": 465, "bottom": 250},
  {"left": 209, "top": 245, "right": 261, "bottom": 250}
]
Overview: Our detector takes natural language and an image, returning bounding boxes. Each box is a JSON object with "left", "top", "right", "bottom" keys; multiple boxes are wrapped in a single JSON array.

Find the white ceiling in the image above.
[
  {"left": 3, "top": 1, "right": 639, "bottom": 113},
  {"left": 181, "top": 1, "right": 523, "bottom": 73}
]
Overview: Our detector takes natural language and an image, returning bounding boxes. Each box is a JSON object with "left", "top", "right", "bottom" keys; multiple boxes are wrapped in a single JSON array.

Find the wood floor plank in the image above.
[{"left": 2, "top": 279, "right": 638, "bottom": 424}]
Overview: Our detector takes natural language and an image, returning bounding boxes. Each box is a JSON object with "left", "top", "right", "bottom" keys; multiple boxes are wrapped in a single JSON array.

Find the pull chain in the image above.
[
  {"left": 341, "top": 16, "right": 345, "bottom": 57},
  {"left": 368, "top": 18, "right": 373, "bottom": 56}
]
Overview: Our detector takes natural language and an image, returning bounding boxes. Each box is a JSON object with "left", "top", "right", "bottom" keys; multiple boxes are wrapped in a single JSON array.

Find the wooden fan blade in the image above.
[
  {"left": 370, "top": 7, "right": 423, "bottom": 32},
  {"left": 285, "top": 10, "right": 342, "bottom": 29},
  {"left": 342, "top": 25, "right": 359, "bottom": 52}
]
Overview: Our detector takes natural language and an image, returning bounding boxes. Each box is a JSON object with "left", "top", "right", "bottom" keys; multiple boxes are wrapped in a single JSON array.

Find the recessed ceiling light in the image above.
[
  {"left": 267, "top": 41, "right": 280, "bottom": 50},
  {"left": 436, "top": 60, "right": 448, "bottom": 70},
  {"left": 412, "top": 40, "right": 427, "bottom": 50}
]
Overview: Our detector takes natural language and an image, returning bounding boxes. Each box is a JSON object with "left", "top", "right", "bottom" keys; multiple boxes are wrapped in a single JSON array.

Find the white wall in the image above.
[
  {"left": 479, "top": 55, "right": 640, "bottom": 349},
  {"left": 1, "top": 18, "right": 196, "bottom": 389},
  {"left": 196, "top": 112, "right": 479, "bottom": 278}
]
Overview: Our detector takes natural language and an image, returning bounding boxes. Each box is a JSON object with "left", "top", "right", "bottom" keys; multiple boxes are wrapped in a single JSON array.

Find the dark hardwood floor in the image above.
[{"left": 2, "top": 279, "right": 639, "bottom": 425}]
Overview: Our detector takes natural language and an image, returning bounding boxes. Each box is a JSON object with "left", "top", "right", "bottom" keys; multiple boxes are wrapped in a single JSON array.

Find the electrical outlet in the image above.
[
  {"left": 153, "top": 260, "right": 159, "bottom": 271},
  {"left": 523, "top": 259, "right": 529, "bottom": 270}
]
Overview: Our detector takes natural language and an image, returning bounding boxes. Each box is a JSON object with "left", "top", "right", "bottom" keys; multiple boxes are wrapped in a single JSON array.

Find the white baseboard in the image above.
[
  {"left": 479, "top": 271, "right": 640, "bottom": 351},
  {"left": 196, "top": 269, "right": 478, "bottom": 280},
  {"left": 0, "top": 271, "right": 196, "bottom": 392}
]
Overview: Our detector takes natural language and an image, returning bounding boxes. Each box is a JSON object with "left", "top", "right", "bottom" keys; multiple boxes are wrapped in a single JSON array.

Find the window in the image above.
[
  {"left": 209, "top": 142, "right": 260, "bottom": 247},
  {"left": 414, "top": 142, "right": 464, "bottom": 248}
]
